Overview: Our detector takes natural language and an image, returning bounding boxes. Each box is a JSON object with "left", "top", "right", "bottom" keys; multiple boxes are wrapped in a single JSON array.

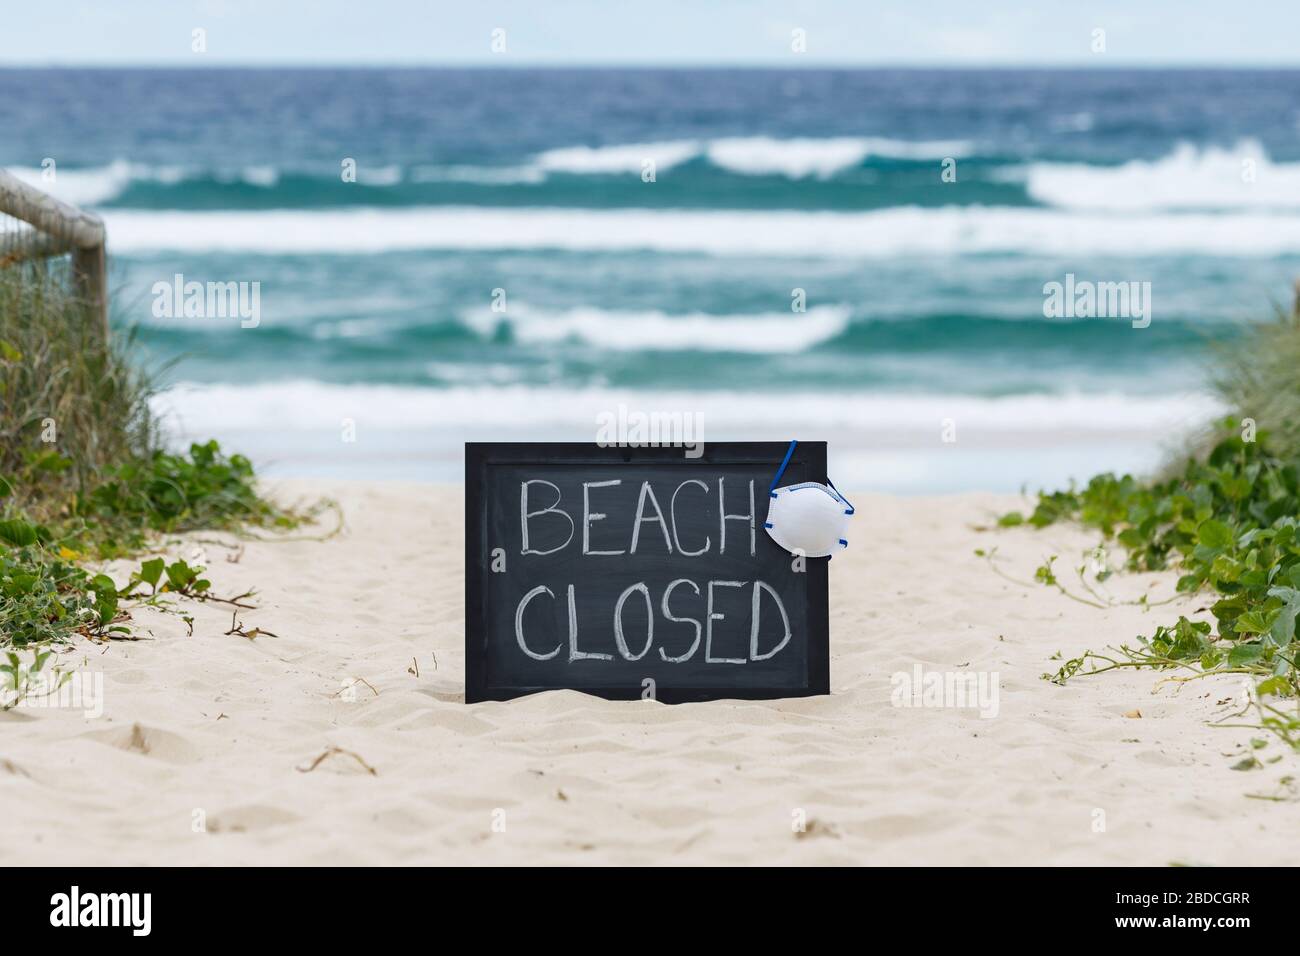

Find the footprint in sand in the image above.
[
  {"left": 84, "top": 722, "right": 200, "bottom": 764},
  {"left": 1133, "top": 748, "right": 1186, "bottom": 768},
  {"left": 207, "top": 804, "right": 301, "bottom": 834}
]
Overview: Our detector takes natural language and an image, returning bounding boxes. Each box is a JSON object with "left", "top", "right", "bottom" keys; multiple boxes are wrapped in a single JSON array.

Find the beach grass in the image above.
[
  {"left": 1210, "top": 283, "right": 1300, "bottom": 463},
  {"left": 0, "top": 260, "right": 156, "bottom": 520},
  {"left": 0, "top": 262, "right": 309, "bottom": 655}
]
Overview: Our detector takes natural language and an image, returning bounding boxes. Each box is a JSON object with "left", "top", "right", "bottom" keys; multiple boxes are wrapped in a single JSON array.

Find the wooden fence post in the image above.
[
  {"left": 72, "top": 242, "right": 108, "bottom": 335},
  {"left": 0, "top": 168, "right": 108, "bottom": 338}
]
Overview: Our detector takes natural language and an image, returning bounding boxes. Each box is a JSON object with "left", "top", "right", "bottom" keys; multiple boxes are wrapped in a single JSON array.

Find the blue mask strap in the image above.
[
  {"left": 770, "top": 440, "right": 854, "bottom": 516},
  {"left": 828, "top": 478, "right": 855, "bottom": 516},
  {"left": 769, "top": 439, "right": 798, "bottom": 497}
]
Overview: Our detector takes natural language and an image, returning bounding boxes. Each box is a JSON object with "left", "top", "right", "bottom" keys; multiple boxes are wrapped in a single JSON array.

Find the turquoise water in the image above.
[{"left": 3, "top": 68, "right": 1298, "bottom": 488}]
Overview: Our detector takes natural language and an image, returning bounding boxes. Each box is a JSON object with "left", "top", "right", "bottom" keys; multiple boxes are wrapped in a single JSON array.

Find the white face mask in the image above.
[{"left": 763, "top": 441, "right": 855, "bottom": 559}]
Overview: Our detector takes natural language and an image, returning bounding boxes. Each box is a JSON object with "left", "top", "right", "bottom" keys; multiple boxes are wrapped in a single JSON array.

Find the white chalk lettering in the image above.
[
  {"left": 567, "top": 583, "right": 612, "bottom": 661},
  {"left": 582, "top": 480, "right": 625, "bottom": 555},
  {"left": 515, "top": 585, "right": 561, "bottom": 660},
  {"left": 513, "top": 578, "right": 794, "bottom": 666},
  {"left": 613, "top": 582, "right": 654, "bottom": 661},
  {"left": 705, "top": 580, "right": 747, "bottom": 664},
  {"left": 520, "top": 480, "right": 574, "bottom": 556},
  {"left": 718, "top": 478, "right": 756, "bottom": 556},
  {"left": 670, "top": 479, "right": 711, "bottom": 556},
  {"left": 629, "top": 481, "right": 673, "bottom": 555},
  {"left": 659, "top": 578, "right": 703, "bottom": 662},
  {"left": 510, "top": 473, "right": 799, "bottom": 672},
  {"left": 750, "top": 580, "right": 792, "bottom": 661}
]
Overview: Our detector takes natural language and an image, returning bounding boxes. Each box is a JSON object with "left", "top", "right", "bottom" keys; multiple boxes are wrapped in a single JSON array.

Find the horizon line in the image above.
[{"left": 2, "top": 60, "right": 1298, "bottom": 71}]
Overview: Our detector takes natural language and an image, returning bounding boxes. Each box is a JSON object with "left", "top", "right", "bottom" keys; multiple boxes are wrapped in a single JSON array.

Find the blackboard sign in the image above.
[{"left": 465, "top": 442, "right": 830, "bottom": 703}]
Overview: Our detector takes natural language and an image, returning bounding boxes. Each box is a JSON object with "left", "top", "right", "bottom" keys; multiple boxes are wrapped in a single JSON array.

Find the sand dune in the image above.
[{"left": 1, "top": 480, "right": 1295, "bottom": 865}]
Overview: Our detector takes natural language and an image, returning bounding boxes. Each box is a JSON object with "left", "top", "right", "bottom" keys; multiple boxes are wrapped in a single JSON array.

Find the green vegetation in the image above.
[
  {"left": 75, "top": 439, "right": 302, "bottom": 556},
  {"left": 0, "top": 262, "right": 155, "bottom": 520},
  {"left": 1212, "top": 298, "right": 1300, "bottom": 465},
  {"left": 999, "top": 302, "right": 1300, "bottom": 752},
  {"left": 0, "top": 647, "right": 66, "bottom": 711},
  {"left": 0, "top": 261, "right": 311, "bottom": 656}
]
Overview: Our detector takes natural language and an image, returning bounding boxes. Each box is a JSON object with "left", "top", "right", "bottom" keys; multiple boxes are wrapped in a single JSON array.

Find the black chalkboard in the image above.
[{"left": 465, "top": 442, "right": 830, "bottom": 703}]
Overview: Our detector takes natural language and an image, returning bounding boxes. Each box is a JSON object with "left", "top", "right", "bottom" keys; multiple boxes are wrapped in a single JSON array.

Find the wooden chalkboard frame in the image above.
[{"left": 464, "top": 441, "right": 830, "bottom": 704}]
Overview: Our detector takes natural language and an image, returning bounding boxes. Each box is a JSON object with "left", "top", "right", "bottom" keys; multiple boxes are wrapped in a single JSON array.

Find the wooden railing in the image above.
[{"left": 0, "top": 168, "right": 108, "bottom": 335}]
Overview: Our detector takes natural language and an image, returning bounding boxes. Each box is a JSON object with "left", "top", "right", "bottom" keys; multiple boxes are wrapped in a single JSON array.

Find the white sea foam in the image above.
[
  {"left": 4, "top": 136, "right": 970, "bottom": 207},
  {"left": 153, "top": 380, "right": 1220, "bottom": 434},
  {"left": 535, "top": 141, "right": 702, "bottom": 174},
  {"left": 6, "top": 161, "right": 288, "bottom": 205},
  {"left": 460, "top": 303, "right": 851, "bottom": 352},
  {"left": 237, "top": 165, "right": 279, "bottom": 188},
  {"left": 709, "top": 136, "right": 970, "bottom": 177},
  {"left": 704, "top": 137, "right": 866, "bottom": 178},
  {"left": 358, "top": 164, "right": 404, "bottom": 186},
  {"left": 1023, "top": 140, "right": 1300, "bottom": 211},
  {"left": 535, "top": 136, "right": 972, "bottom": 178},
  {"left": 409, "top": 164, "right": 546, "bottom": 185},
  {"left": 6, "top": 160, "right": 170, "bottom": 206},
  {"left": 21, "top": 139, "right": 1295, "bottom": 214},
  {"left": 102, "top": 204, "right": 1300, "bottom": 257}
]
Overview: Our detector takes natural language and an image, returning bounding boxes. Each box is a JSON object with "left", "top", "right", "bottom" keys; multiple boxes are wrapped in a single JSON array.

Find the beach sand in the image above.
[{"left": 2, "top": 479, "right": 1296, "bottom": 866}]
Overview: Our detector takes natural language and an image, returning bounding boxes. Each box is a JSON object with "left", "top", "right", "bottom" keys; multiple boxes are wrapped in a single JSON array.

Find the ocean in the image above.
[{"left": 4, "top": 67, "right": 1299, "bottom": 490}]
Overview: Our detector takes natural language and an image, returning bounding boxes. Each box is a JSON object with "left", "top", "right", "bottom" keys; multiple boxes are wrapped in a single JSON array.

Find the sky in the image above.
[{"left": 3, "top": 0, "right": 1298, "bottom": 67}]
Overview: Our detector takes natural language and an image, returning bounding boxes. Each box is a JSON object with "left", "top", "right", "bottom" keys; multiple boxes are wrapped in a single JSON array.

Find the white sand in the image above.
[{"left": 2, "top": 480, "right": 1296, "bottom": 865}]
